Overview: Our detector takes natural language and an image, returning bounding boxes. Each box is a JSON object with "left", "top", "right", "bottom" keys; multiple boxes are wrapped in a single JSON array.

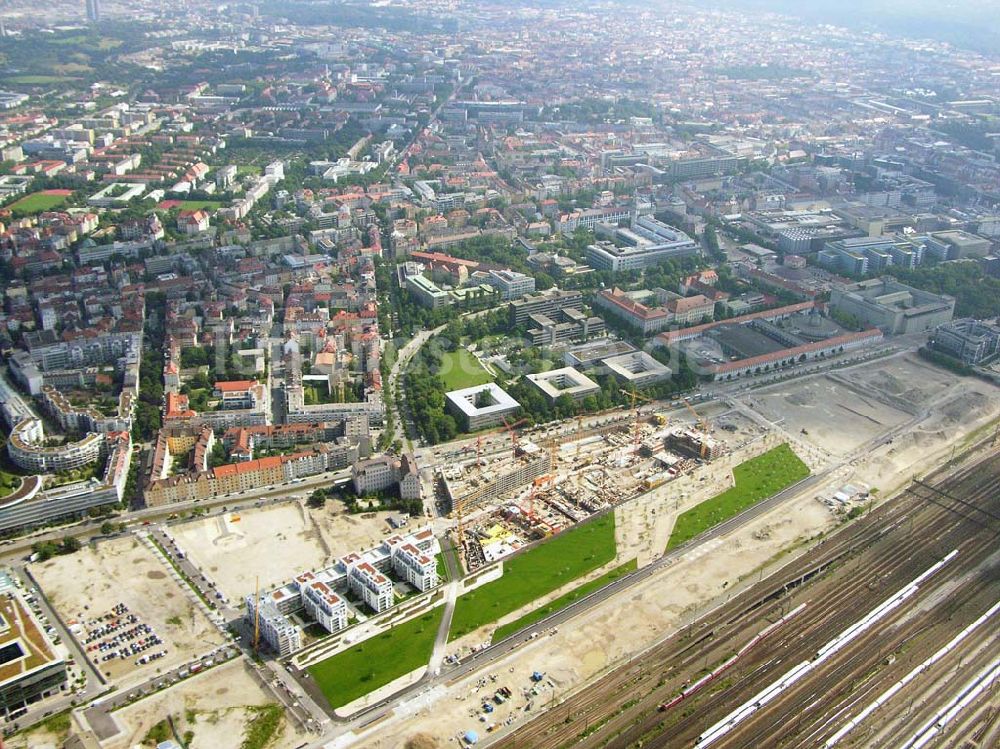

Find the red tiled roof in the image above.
[
  {"left": 656, "top": 301, "right": 818, "bottom": 344},
  {"left": 214, "top": 380, "right": 255, "bottom": 392},
  {"left": 711, "top": 329, "right": 882, "bottom": 374}
]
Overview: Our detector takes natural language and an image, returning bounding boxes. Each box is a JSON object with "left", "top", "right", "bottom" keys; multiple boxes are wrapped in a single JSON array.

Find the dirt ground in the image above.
[
  {"left": 747, "top": 375, "right": 912, "bottom": 458},
  {"left": 31, "top": 536, "right": 225, "bottom": 687},
  {"left": 847, "top": 375, "right": 1000, "bottom": 496},
  {"left": 844, "top": 354, "right": 959, "bottom": 408},
  {"left": 5, "top": 723, "right": 66, "bottom": 749},
  {"left": 749, "top": 354, "right": 1000, "bottom": 499},
  {"left": 614, "top": 431, "right": 782, "bottom": 569},
  {"left": 106, "top": 658, "right": 309, "bottom": 749},
  {"left": 310, "top": 506, "right": 398, "bottom": 560},
  {"left": 170, "top": 501, "right": 395, "bottom": 602}
]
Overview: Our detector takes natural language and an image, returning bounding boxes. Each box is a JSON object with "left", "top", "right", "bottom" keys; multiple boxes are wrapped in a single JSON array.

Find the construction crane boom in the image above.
[
  {"left": 682, "top": 397, "right": 708, "bottom": 432},
  {"left": 621, "top": 388, "right": 655, "bottom": 448},
  {"left": 681, "top": 397, "right": 711, "bottom": 458},
  {"left": 253, "top": 576, "right": 260, "bottom": 655},
  {"left": 500, "top": 416, "right": 529, "bottom": 457}
]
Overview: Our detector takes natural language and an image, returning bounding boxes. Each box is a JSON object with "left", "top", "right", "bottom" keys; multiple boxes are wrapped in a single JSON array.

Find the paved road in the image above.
[
  {"left": 428, "top": 581, "right": 460, "bottom": 677},
  {"left": 0, "top": 468, "right": 353, "bottom": 563}
]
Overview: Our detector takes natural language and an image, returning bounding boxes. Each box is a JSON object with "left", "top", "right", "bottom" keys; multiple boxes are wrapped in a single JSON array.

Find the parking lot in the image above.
[
  {"left": 82, "top": 602, "right": 166, "bottom": 669},
  {"left": 30, "top": 535, "right": 227, "bottom": 686}
]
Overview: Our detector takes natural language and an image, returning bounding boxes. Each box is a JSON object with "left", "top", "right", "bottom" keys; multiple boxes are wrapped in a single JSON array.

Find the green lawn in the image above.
[
  {"left": 436, "top": 552, "right": 449, "bottom": 582},
  {"left": 491, "top": 558, "right": 637, "bottom": 644},
  {"left": 8, "top": 191, "right": 69, "bottom": 215},
  {"left": 3, "top": 75, "right": 66, "bottom": 85},
  {"left": 307, "top": 608, "right": 443, "bottom": 708},
  {"left": 303, "top": 384, "right": 336, "bottom": 406},
  {"left": 667, "top": 443, "right": 809, "bottom": 550},
  {"left": 438, "top": 348, "right": 493, "bottom": 391},
  {"left": 0, "top": 470, "right": 23, "bottom": 499},
  {"left": 450, "top": 513, "right": 618, "bottom": 641},
  {"left": 174, "top": 200, "right": 222, "bottom": 211},
  {"left": 185, "top": 387, "right": 211, "bottom": 412}
]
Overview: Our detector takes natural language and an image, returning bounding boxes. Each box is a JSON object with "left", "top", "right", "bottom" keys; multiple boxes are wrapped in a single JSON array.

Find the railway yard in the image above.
[{"left": 492, "top": 443, "right": 1000, "bottom": 749}]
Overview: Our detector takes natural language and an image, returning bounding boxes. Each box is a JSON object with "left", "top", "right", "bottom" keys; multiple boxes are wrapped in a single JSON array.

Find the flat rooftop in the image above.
[
  {"left": 564, "top": 339, "right": 637, "bottom": 365},
  {"left": 444, "top": 382, "right": 520, "bottom": 418},
  {"left": 526, "top": 367, "right": 600, "bottom": 400},
  {"left": 0, "top": 591, "right": 62, "bottom": 687},
  {"left": 602, "top": 351, "right": 672, "bottom": 382},
  {"left": 708, "top": 325, "right": 787, "bottom": 359}
]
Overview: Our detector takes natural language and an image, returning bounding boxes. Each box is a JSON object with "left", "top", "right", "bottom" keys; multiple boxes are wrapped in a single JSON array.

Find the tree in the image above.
[
  {"left": 306, "top": 490, "right": 327, "bottom": 509},
  {"left": 100, "top": 521, "right": 116, "bottom": 535}
]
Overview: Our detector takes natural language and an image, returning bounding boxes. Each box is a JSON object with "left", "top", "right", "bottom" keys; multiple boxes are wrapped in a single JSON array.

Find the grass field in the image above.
[
  {"left": 8, "top": 191, "right": 69, "bottom": 215},
  {"left": 174, "top": 200, "right": 222, "bottom": 211},
  {"left": 3, "top": 75, "right": 67, "bottom": 85},
  {"left": 307, "top": 608, "right": 443, "bottom": 708},
  {"left": 491, "top": 558, "right": 637, "bottom": 644},
  {"left": 438, "top": 348, "right": 493, "bottom": 391},
  {"left": 0, "top": 471, "right": 23, "bottom": 499},
  {"left": 449, "top": 513, "right": 618, "bottom": 641},
  {"left": 666, "top": 443, "right": 809, "bottom": 550}
]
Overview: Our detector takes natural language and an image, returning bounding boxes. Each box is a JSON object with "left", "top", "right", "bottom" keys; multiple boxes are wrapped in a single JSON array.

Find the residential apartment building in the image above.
[
  {"left": 301, "top": 581, "right": 348, "bottom": 634},
  {"left": 345, "top": 559, "right": 394, "bottom": 613},
  {"left": 351, "top": 453, "right": 422, "bottom": 500},
  {"left": 243, "top": 526, "right": 439, "bottom": 653},
  {"left": 388, "top": 540, "right": 438, "bottom": 592},
  {"left": 244, "top": 595, "right": 302, "bottom": 657}
]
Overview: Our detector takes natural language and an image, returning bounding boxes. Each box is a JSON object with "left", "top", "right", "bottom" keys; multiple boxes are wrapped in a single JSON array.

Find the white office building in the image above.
[
  {"left": 485, "top": 269, "right": 536, "bottom": 301},
  {"left": 586, "top": 216, "right": 699, "bottom": 272},
  {"left": 445, "top": 383, "right": 521, "bottom": 431}
]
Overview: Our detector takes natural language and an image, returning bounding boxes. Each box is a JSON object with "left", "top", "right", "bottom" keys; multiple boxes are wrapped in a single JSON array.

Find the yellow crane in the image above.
[
  {"left": 454, "top": 417, "right": 525, "bottom": 565},
  {"left": 681, "top": 397, "right": 710, "bottom": 458},
  {"left": 682, "top": 397, "right": 708, "bottom": 432},
  {"left": 253, "top": 576, "right": 260, "bottom": 655},
  {"left": 620, "top": 388, "right": 655, "bottom": 449}
]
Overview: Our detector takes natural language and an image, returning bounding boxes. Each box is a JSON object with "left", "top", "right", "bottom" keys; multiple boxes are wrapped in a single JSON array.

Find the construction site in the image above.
[
  {"left": 439, "top": 398, "right": 738, "bottom": 574},
  {"left": 333, "top": 352, "right": 1000, "bottom": 749}
]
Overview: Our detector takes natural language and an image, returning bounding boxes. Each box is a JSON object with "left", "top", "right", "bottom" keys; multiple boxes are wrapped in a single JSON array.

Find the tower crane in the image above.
[
  {"left": 620, "top": 388, "right": 655, "bottom": 449},
  {"left": 454, "top": 416, "right": 527, "bottom": 563},
  {"left": 500, "top": 416, "right": 529, "bottom": 458},
  {"left": 681, "top": 397, "right": 710, "bottom": 458}
]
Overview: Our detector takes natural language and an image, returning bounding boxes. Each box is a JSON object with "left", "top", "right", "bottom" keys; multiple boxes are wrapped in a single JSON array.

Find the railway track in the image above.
[{"left": 493, "top": 448, "right": 1000, "bottom": 749}]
